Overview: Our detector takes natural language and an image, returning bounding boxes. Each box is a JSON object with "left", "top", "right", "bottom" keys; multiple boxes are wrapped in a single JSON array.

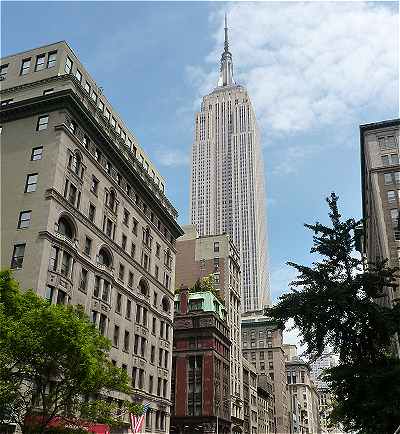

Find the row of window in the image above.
[
  {"left": 0, "top": 50, "right": 57, "bottom": 80},
  {"left": 63, "top": 56, "right": 164, "bottom": 191}
]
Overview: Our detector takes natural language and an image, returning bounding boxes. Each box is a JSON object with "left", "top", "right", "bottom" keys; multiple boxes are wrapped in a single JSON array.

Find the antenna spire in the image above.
[
  {"left": 224, "top": 13, "right": 229, "bottom": 52},
  {"left": 218, "top": 13, "right": 235, "bottom": 87}
]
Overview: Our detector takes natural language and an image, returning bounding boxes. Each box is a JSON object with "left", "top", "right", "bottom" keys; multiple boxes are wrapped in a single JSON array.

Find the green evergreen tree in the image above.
[
  {"left": 267, "top": 193, "right": 400, "bottom": 434},
  {"left": 0, "top": 270, "right": 142, "bottom": 434}
]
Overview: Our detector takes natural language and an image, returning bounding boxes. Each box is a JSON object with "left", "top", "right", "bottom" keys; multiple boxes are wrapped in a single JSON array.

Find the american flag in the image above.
[{"left": 129, "top": 404, "right": 150, "bottom": 433}]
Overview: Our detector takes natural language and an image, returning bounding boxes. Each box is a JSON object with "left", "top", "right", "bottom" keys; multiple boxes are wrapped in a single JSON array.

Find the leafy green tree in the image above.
[
  {"left": 267, "top": 193, "right": 400, "bottom": 434},
  {"left": 0, "top": 270, "right": 141, "bottom": 434}
]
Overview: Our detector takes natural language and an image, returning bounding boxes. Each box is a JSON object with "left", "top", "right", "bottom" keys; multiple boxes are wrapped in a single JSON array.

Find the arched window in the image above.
[
  {"left": 57, "top": 216, "right": 74, "bottom": 239},
  {"left": 98, "top": 247, "right": 112, "bottom": 267},
  {"left": 161, "top": 296, "right": 170, "bottom": 313},
  {"left": 138, "top": 278, "right": 149, "bottom": 296}
]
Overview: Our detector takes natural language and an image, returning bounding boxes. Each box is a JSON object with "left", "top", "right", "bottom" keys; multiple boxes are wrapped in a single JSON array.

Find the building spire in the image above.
[{"left": 218, "top": 13, "right": 235, "bottom": 87}]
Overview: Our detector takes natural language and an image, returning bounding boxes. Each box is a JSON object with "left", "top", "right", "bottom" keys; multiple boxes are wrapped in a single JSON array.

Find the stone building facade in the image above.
[
  {"left": 286, "top": 359, "right": 320, "bottom": 434},
  {"left": 171, "top": 289, "right": 231, "bottom": 434},
  {"left": 175, "top": 225, "right": 244, "bottom": 432},
  {"left": 0, "top": 41, "right": 183, "bottom": 432},
  {"left": 360, "top": 119, "right": 400, "bottom": 356},
  {"left": 242, "top": 357, "right": 258, "bottom": 434},
  {"left": 241, "top": 311, "right": 288, "bottom": 434}
]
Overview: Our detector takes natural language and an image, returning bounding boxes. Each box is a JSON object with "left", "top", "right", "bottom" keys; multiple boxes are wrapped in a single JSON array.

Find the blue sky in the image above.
[{"left": 2, "top": 2, "right": 399, "bottom": 311}]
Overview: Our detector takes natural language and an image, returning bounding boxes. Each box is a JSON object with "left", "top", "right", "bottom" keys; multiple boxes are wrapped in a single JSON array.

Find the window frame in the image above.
[
  {"left": 25, "top": 173, "right": 38, "bottom": 193},
  {"left": 31, "top": 146, "right": 43, "bottom": 161},
  {"left": 17, "top": 210, "right": 32, "bottom": 229}
]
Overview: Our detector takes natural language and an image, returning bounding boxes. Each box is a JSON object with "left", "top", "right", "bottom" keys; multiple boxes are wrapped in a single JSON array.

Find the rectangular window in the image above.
[
  {"left": 119, "top": 264, "right": 125, "bottom": 281},
  {"left": 43, "top": 88, "right": 54, "bottom": 95},
  {"left": 123, "top": 209, "right": 130, "bottom": 226},
  {"left": 91, "top": 91, "right": 97, "bottom": 103},
  {"left": 98, "top": 100, "right": 104, "bottom": 112},
  {"left": 99, "top": 314, "right": 107, "bottom": 335},
  {"left": 88, "top": 203, "right": 96, "bottom": 223},
  {"left": 187, "top": 355, "right": 202, "bottom": 416},
  {"left": 214, "top": 242, "right": 220, "bottom": 252},
  {"left": 121, "top": 234, "right": 127, "bottom": 251},
  {"left": 31, "top": 146, "right": 43, "bottom": 161},
  {"left": 155, "top": 265, "right": 159, "bottom": 280},
  {"left": 47, "top": 51, "right": 57, "bottom": 68},
  {"left": 25, "top": 173, "right": 38, "bottom": 193},
  {"left": 150, "top": 345, "right": 155, "bottom": 363},
  {"left": 84, "top": 81, "right": 91, "bottom": 94},
  {"left": 75, "top": 69, "right": 82, "bottom": 82},
  {"left": 18, "top": 210, "right": 31, "bottom": 229},
  {"left": 94, "top": 276, "right": 101, "bottom": 298},
  {"left": 111, "top": 117, "right": 116, "bottom": 128},
  {"left": 20, "top": 58, "right": 31, "bottom": 75},
  {"left": 105, "top": 108, "right": 111, "bottom": 120},
  {"left": 102, "top": 281, "right": 110, "bottom": 303},
  {"left": 36, "top": 115, "right": 49, "bottom": 131},
  {"left": 35, "top": 54, "right": 46, "bottom": 71},
  {"left": 388, "top": 190, "right": 396, "bottom": 203},
  {"left": 65, "top": 56, "right": 73, "bottom": 74},
  {"left": 128, "top": 271, "right": 133, "bottom": 288},
  {"left": 132, "top": 218, "right": 138, "bottom": 235},
  {"left": 60, "top": 251, "right": 71, "bottom": 277},
  {"left": 45, "top": 285, "right": 54, "bottom": 303},
  {"left": 116, "top": 293, "right": 122, "bottom": 313},
  {"left": 126, "top": 299, "right": 132, "bottom": 319},
  {"left": 11, "top": 244, "right": 26, "bottom": 269},
  {"left": 79, "top": 268, "right": 88, "bottom": 291},
  {"left": 56, "top": 289, "right": 67, "bottom": 305},
  {"left": 149, "top": 375, "right": 154, "bottom": 394},
  {"left": 90, "top": 176, "right": 99, "bottom": 194},
  {"left": 124, "top": 330, "right": 130, "bottom": 351},
  {"left": 0, "top": 63, "right": 9, "bottom": 79},
  {"left": 130, "top": 243, "right": 136, "bottom": 258},
  {"left": 84, "top": 236, "right": 92, "bottom": 256}
]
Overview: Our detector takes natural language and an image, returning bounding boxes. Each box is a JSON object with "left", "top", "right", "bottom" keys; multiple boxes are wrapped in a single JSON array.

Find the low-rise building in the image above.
[
  {"left": 257, "top": 376, "right": 274, "bottom": 434},
  {"left": 171, "top": 288, "right": 231, "bottom": 434}
]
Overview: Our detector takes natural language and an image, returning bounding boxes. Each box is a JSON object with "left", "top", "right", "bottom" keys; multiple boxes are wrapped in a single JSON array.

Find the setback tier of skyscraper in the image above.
[{"left": 190, "top": 17, "right": 270, "bottom": 311}]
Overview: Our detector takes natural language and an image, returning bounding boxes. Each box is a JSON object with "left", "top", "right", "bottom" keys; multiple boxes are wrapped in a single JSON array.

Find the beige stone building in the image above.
[
  {"left": 286, "top": 359, "right": 320, "bottom": 434},
  {"left": 0, "top": 41, "right": 183, "bottom": 432},
  {"left": 175, "top": 225, "right": 244, "bottom": 433},
  {"left": 241, "top": 311, "right": 289, "bottom": 434},
  {"left": 360, "top": 119, "right": 400, "bottom": 355},
  {"left": 242, "top": 357, "right": 258, "bottom": 434},
  {"left": 190, "top": 18, "right": 270, "bottom": 312}
]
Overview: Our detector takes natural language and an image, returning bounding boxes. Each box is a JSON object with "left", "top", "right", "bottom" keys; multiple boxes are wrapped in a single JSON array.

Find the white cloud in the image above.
[
  {"left": 155, "top": 147, "right": 190, "bottom": 168},
  {"left": 188, "top": 2, "right": 399, "bottom": 172}
]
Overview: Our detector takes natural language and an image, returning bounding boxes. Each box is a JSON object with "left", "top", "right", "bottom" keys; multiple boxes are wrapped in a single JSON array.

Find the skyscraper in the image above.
[{"left": 190, "top": 17, "right": 270, "bottom": 311}]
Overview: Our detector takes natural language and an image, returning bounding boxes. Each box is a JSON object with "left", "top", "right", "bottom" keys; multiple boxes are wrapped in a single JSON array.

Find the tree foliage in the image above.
[
  {"left": 267, "top": 193, "right": 400, "bottom": 434},
  {"left": 0, "top": 270, "right": 142, "bottom": 434},
  {"left": 175, "top": 274, "right": 224, "bottom": 303}
]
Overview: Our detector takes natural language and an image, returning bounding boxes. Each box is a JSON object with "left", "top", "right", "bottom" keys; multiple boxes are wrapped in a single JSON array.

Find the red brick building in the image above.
[{"left": 170, "top": 288, "right": 231, "bottom": 434}]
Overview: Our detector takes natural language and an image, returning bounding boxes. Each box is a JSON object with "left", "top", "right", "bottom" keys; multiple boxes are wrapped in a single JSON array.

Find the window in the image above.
[
  {"left": 43, "top": 88, "right": 54, "bottom": 95},
  {"left": 49, "top": 246, "right": 60, "bottom": 271},
  {"left": 134, "top": 334, "right": 140, "bottom": 354},
  {"left": 128, "top": 271, "right": 134, "bottom": 288},
  {"left": 69, "top": 152, "right": 81, "bottom": 175},
  {"left": 155, "top": 265, "right": 159, "bottom": 280},
  {"left": 214, "top": 242, "right": 220, "bottom": 252},
  {"left": 124, "top": 330, "right": 130, "bottom": 352},
  {"left": 0, "top": 64, "right": 9, "bottom": 79},
  {"left": 119, "top": 263, "right": 125, "bottom": 281},
  {"left": 36, "top": 115, "right": 49, "bottom": 131},
  {"left": 47, "top": 51, "right": 57, "bottom": 68},
  {"left": 90, "top": 176, "right": 99, "bottom": 194},
  {"left": 105, "top": 108, "right": 111, "bottom": 120},
  {"left": 156, "top": 243, "right": 160, "bottom": 258},
  {"left": 45, "top": 285, "right": 54, "bottom": 303},
  {"left": 188, "top": 299, "right": 203, "bottom": 311},
  {"left": 84, "top": 236, "right": 92, "bottom": 256},
  {"left": 18, "top": 210, "right": 31, "bottom": 229},
  {"left": 132, "top": 218, "right": 138, "bottom": 235},
  {"left": 75, "top": 69, "right": 82, "bottom": 82},
  {"left": 31, "top": 146, "right": 43, "bottom": 161},
  {"left": 382, "top": 154, "right": 399, "bottom": 166},
  {"left": 88, "top": 203, "right": 96, "bottom": 222},
  {"left": 20, "top": 58, "right": 31, "bottom": 75},
  {"left": 98, "top": 100, "right": 104, "bottom": 112},
  {"left": 126, "top": 299, "right": 132, "bottom": 319},
  {"left": 121, "top": 234, "right": 127, "bottom": 251},
  {"left": 123, "top": 209, "right": 130, "bottom": 226},
  {"left": 56, "top": 289, "right": 67, "bottom": 305},
  {"left": 131, "top": 367, "right": 137, "bottom": 388},
  {"left": 149, "top": 375, "right": 154, "bottom": 394},
  {"left": 111, "top": 117, "right": 116, "bottom": 129},
  {"left": 60, "top": 251, "right": 71, "bottom": 277},
  {"left": 84, "top": 81, "right": 91, "bottom": 94},
  {"left": 1, "top": 98, "right": 13, "bottom": 107},
  {"left": 11, "top": 244, "right": 25, "bottom": 269},
  {"left": 94, "top": 276, "right": 101, "bottom": 298},
  {"left": 388, "top": 190, "right": 396, "bottom": 203},
  {"left": 187, "top": 356, "right": 202, "bottom": 416},
  {"left": 83, "top": 135, "right": 90, "bottom": 149},
  {"left": 130, "top": 243, "right": 136, "bottom": 258},
  {"left": 390, "top": 209, "right": 399, "bottom": 223},
  {"left": 158, "top": 348, "right": 163, "bottom": 367},
  {"left": 91, "top": 91, "right": 97, "bottom": 103},
  {"left": 102, "top": 280, "right": 110, "bottom": 303},
  {"left": 79, "top": 268, "right": 88, "bottom": 291},
  {"left": 99, "top": 314, "right": 107, "bottom": 335},
  {"left": 150, "top": 345, "right": 155, "bottom": 363},
  {"left": 116, "top": 293, "right": 122, "bottom": 313},
  {"left": 65, "top": 57, "right": 73, "bottom": 74},
  {"left": 385, "top": 173, "right": 393, "bottom": 185},
  {"left": 35, "top": 54, "right": 46, "bottom": 71},
  {"left": 25, "top": 173, "right": 38, "bottom": 192}
]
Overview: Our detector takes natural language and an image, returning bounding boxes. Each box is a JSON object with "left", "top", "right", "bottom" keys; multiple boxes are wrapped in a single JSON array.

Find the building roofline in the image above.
[
  {"left": 360, "top": 118, "right": 400, "bottom": 235},
  {"left": 1, "top": 40, "right": 69, "bottom": 60}
]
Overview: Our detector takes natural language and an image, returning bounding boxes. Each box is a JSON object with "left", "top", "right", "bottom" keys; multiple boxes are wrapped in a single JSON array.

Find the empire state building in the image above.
[{"left": 190, "top": 17, "right": 270, "bottom": 311}]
